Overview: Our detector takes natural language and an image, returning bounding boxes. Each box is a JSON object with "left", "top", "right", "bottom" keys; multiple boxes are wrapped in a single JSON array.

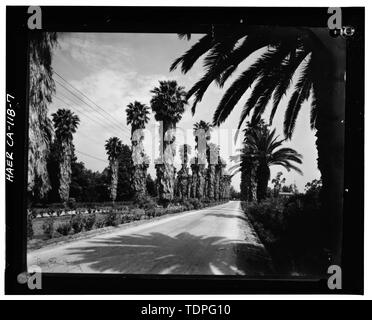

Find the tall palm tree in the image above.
[
  {"left": 126, "top": 101, "right": 150, "bottom": 200},
  {"left": 207, "top": 143, "right": 220, "bottom": 199},
  {"left": 218, "top": 158, "right": 229, "bottom": 200},
  {"left": 126, "top": 101, "right": 150, "bottom": 135},
  {"left": 150, "top": 80, "right": 188, "bottom": 204},
  {"left": 105, "top": 137, "right": 123, "bottom": 204},
  {"left": 193, "top": 120, "right": 212, "bottom": 198},
  {"left": 177, "top": 144, "right": 191, "bottom": 199},
  {"left": 193, "top": 120, "right": 212, "bottom": 158},
  {"left": 171, "top": 26, "right": 345, "bottom": 261},
  {"left": 51, "top": 108, "right": 80, "bottom": 203},
  {"left": 231, "top": 125, "right": 303, "bottom": 201},
  {"left": 179, "top": 143, "right": 192, "bottom": 166},
  {"left": 28, "top": 32, "right": 58, "bottom": 200},
  {"left": 237, "top": 120, "right": 265, "bottom": 202}
]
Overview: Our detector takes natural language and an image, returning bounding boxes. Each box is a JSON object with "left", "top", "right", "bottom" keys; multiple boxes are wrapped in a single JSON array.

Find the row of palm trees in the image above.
[
  {"left": 105, "top": 83, "right": 232, "bottom": 205},
  {"left": 176, "top": 122, "right": 232, "bottom": 202},
  {"left": 32, "top": 76, "right": 232, "bottom": 207}
]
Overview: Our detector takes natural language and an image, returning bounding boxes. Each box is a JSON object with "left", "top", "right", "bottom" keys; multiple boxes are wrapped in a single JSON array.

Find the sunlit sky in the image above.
[{"left": 49, "top": 32, "right": 321, "bottom": 192}]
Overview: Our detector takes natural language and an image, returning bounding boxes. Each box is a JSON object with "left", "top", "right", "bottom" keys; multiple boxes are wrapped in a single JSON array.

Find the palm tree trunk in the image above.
[
  {"left": 219, "top": 176, "right": 225, "bottom": 200},
  {"left": 208, "top": 165, "right": 216, "bottom": 199},
  {"left": 58, "top": 141, "right": 72, "bottom": 203},
  {"left": 133, "top": 164, "right": 147, "bottom": 200},
  {"left": 242, "top": 159, "right": 258, "bottom": 202},
  {"left": 313, "top": 29, "right": 346, "bottom": 265},
  {"left": 132, "top": 134, "right": 148, "bottom": 201},
  {"left": 110, "top": 159, "right": 119, "bottom": 203},
  {"left": 190, "top": 163, "right": 198, "bottom": 198},
  {"left": 214, "top": 166, "right": 220, "bottom": 200},
  {"left": 197, "top": 164, "right": 206, "bottom": 199},
  {"left": 177, "top": 165, "right": 189, "bottom": 200},
  {"left": 28, "top": 53, "right": 53, "bottom": 200},
  {"left": 256, "top": 163, "right": 270, "bottom": 202},
  {"left": 156, "top": 121, "right": 176, "bottom": 204}
]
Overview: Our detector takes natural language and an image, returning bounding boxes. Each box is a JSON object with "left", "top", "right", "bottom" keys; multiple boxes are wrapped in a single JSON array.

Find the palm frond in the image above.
[
  {"left": 284, "top": 56, "right": 313, "bottom": 139},
  {"left": 170, "top": 34, "right": 213, "bottom": 73},
  {"left": 271, "top": 160, "right": 303, "bottom": 175},
  {"left": 269, "top": 49, "right": 310, "bottom": 124},
  {"left": 213, "top": 42, "right": 295, "bottom": 126}
]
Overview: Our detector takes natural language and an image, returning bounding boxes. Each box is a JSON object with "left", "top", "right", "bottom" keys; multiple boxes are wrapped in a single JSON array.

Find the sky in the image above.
[{"left": 48, "top": 32, "right": 321, "bottom": 192}]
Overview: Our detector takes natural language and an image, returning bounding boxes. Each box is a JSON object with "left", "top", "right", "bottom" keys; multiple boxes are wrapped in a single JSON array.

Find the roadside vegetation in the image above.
[
  {"left": 242, "top": 179, "right": 324, "bottom": 275},
  {"left": 28, "top": 197, "right": 228, "bottom": 244}
]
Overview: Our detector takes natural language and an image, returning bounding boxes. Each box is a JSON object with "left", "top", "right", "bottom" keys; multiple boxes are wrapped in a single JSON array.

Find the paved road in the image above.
[{"left": 28, "top": 201, "right": 273, "bottom": 275}]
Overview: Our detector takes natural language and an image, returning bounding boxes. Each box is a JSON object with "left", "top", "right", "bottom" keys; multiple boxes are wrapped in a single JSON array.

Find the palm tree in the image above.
[
  {"left": 105, "top": 137, "right": 123, "bottom": 204},
  {"left": 179, "top": 143, "right": 192, "bottom": 166},
  {"left": 28, "top": 32, "right": 58, "bottom": 200},
  {"left": 218, "top": 158, "right": 229, "bottom": 200},
  {"left": 177, "top": 144, "right": 191, "bottom": 199},
  {"left": 235, "top": 120, "right": 264, "bottom": 202},
  {"left": 193, "top": 120, "right": 212, "bottom": 159},
  {"left": 150, "top": 80, "right": 188, "bottom": 204},
  {"left": 236, "top": 144, "right": 259, "bottom": 202},
  {"left": 126, "top": 101, "right": 150, "bottom": 135},
  {"left": 171, "top": 26, "right": 345, "bottom": 261},
  {"left": 192, "top": 121, "right": 213, "bottom": 199},
  {"left": 126, "top": 101, "right": 150, "bottom": 200},
  {"left": 231, "top": 125, "right": 303, "bottom": 201},
  {"left": 51, "top": 108, "right": 80, "bottom": 203},
  {"left": 207, "top": 143, "right": 220, "bottom": 199}
]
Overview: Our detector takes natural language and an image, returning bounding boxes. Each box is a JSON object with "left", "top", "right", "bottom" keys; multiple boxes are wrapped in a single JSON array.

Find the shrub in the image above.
[
  {"left": 56, "top": 221, "right": 72, "bottom": 236},
  {"left": 106, "top": 211, "right": 121, "bottom": 226},
  {"left": 203, "top": 198, "right": 211, "bottom": 204},
  {"left": 95, "top": 214, "right": 107, "bottom": 228},
  {"left": 131, "top": 208, "right": 146, "bottom": 220},
  {"left": 145, "top": 207, "right": 156, "bottom": 218},
  {"left": 189, "top": 198, "right": 203, "bottom": 209},
  {"left": 42, "top": 217, "right": 55, "bottom": 239},
  {"left": 182, "top": 200, "right": 194, "bottom": 211},
  {"left": 84, "top": 213, "right": 96, "bottom": 231},
  {"left": 154, "top": 208, "right": 164, "bottom": 217},
  {"left": 166, "top": 206, "right": 183, "bottom": 215},
  {"left": 137, "top": 196, "right": 157, "bottom": 210},
  {"left": 66, "top": 198, "right": 77, "bottom": 209},
  {"left": 27, "top": 214, "right": 34, "bottom": 239},
  {"left": 126, "top": 213, "right": 136, "bottom": 222},
  {"left": 71, "top": 214, "right": 84, "bottom": 233}
]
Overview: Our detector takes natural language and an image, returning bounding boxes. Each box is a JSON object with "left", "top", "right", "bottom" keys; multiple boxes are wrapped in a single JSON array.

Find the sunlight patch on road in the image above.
[
  {"left": 159, "top": 265, "right": 180, "bottom": 274},
  {"left": 229, "top": 265, "right": 245, "bottom": 275},
  {"left": 209, "top": 263, "right": 224, "bottom": 275},
  {"left": 154, "top": 254, "right": 175, "bottom": 261}
]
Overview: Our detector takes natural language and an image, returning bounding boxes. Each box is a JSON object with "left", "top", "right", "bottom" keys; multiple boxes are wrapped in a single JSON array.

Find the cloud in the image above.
[{"left": 58, "top": 33, "right": 133, "bottom": 72}]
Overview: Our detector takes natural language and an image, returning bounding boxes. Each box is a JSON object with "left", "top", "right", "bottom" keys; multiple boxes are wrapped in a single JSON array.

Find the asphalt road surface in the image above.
[{"left": 28, "top": 201, "right": 273, "bottom": 275}]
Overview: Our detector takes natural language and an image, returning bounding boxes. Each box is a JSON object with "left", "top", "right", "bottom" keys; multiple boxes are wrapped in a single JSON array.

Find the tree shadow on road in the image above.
[
  {"left": 205, "top": 212, "right": 249, "bottom": 223},
  {"left": 65, "top": 232, "right": 273, "bottom": 275}
]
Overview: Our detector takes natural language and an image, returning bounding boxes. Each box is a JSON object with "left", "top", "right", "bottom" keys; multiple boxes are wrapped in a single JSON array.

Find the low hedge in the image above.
[{"left": 30, "top": 199, "right": 229, "bottom": 241}]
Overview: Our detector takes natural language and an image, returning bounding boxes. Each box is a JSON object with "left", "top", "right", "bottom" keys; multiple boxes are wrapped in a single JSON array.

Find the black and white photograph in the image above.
[{"left": 4, "top": 4, "right": 365, "bottom": 296}]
